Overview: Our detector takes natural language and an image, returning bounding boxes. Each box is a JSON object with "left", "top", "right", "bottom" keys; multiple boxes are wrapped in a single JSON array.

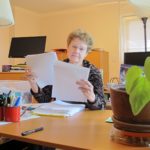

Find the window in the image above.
[{"left": 120, "top": 15, "right": 150, "bottom": 62}]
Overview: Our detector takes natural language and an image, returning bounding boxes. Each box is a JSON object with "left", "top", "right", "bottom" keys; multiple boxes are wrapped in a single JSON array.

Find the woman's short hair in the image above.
[{"left": 67, "top": 29, "right": 93, "bottom": 53}]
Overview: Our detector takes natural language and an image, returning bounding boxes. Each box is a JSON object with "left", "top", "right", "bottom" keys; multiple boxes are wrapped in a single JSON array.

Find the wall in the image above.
[
  {"left": 0, "top": 6, "right": 44, "bottom": 65},
  {"left": 0, "top": 28, "right": 11, "bottom": 71},
  {"left": 14, "top": 7, "right": 42, "bottom": 36},
  {"left": 41, "top": 3, "right": 120, "bottom": 81},
  {"left": 0, "top": 2, "right": 135, "bottom": 82}
]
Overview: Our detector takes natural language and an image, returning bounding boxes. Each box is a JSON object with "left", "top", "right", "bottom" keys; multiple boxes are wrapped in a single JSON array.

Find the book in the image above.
[
  {"left": 31, "top": 100, "right": 85, "bottom": 117},
  {"left": 10, "top": 70, "right": 25, "bottom": 72}
]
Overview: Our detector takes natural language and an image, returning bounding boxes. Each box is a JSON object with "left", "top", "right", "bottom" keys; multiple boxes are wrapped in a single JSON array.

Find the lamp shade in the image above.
[
  {"left": 128, "top": 0, "right": 150, "bottom": 17},
  {"left": 0, "top": 0, "right": 14, "bottom": 26}
]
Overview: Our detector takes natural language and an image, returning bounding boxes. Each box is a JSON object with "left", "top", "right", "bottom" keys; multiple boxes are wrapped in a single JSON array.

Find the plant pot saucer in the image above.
[
  {"left": 110, "top": 125, "right": 150, "bottom": 147},
  {"left": 113, "top": 116, "right": 150, "bottom": 133}
]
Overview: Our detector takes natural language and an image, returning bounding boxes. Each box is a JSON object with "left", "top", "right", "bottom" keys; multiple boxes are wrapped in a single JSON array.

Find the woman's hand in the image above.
[
  {"left": 76, "top": 79, "right": 95, "bottom": 103},
  {"left": 25, "top": 67, "right": 39, "bottom": 93}
]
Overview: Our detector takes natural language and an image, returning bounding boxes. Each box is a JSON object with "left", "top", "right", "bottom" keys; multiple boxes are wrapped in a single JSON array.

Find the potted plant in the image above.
[{"left": 110, "top": 57, "right": 150, "bottom": 133}]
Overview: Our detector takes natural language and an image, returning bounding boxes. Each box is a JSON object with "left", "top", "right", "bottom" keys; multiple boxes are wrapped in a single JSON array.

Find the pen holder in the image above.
[
  {"left": 4, "top": 106, "right": 20, "bottom": 122},
  {"left": 0, "top": 107, "right": 4, "bottom": 121}
]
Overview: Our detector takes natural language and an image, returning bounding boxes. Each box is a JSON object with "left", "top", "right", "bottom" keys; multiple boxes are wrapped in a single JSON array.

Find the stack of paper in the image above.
[{"left": 31, "top": 100, "right": 85, "bottom": 117}]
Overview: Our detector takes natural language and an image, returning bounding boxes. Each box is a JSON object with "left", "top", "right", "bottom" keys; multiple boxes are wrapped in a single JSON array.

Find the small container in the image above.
[
  {"left": 4, "top": 106, "right": 20, "bottom": 122},
  {"left": 2, "top": 65, "right": 11, "bottom": 72},
  {"left": 0, "top": 107, "right": 4, "bottom": 121}
]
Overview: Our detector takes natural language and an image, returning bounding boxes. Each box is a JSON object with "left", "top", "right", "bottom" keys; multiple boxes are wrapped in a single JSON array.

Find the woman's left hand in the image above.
[{"left": 76, "top": 79, "right": 95, "bottom": 103}]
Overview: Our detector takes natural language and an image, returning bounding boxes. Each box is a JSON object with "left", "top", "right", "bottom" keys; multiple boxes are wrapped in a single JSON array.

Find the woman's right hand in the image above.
[{"left": 25, "top": 67, "right": 39, "bottom": 93}]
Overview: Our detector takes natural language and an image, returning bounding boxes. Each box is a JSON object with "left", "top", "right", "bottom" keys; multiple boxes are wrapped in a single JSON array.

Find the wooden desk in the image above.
[
  {"left": 0, "top": 110, "right": 148, "bottom": 150},
  {"left": 0, "top": 72, "right": 25, "bottom": 80}
]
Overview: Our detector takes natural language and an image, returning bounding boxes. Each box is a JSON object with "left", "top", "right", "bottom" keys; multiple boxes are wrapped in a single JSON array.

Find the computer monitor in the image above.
[
  {"left": 124, "top": 52, "right": 150, "bottom": 66},
  {"left": 8, "top": 36, "right": 46, "bottom": 58},
  {"left": 120, "top": 64, "right": 144, "bottom": 84}
]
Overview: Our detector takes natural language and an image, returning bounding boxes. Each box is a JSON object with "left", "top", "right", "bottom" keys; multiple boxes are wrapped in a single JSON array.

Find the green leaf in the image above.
[
  {"left": 125, "top": 66, "right": 143, "bottom": 94},
  {"left": 144, "top": 57, "right": 150, "bottom": 81},
  {"left": 125, "top": 57, "right": 150, "bottom": 115},
  {"left": 128, "top": 77, "right": 150, "bottom": 115}
]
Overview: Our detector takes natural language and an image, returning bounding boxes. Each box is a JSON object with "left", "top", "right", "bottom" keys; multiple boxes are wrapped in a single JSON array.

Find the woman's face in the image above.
[{"left": 67, "top": 38, "right": 88, "bottom": 65}]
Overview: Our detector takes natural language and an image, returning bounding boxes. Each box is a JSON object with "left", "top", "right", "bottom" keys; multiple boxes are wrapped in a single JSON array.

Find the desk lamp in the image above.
[
  {"left": 0, "top": 0, "right": 14, "bottom": 26},
  {"left": 110, "top": 0, "right": 150, "bottom": 147}
]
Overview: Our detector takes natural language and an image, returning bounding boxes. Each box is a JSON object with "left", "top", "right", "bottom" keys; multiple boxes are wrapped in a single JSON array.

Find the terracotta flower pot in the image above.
[{"left": 110, "top": 86, "right": 150, "bottom": 132}]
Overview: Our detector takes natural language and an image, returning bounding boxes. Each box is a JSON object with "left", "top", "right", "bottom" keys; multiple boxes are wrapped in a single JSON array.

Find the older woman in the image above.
[{"left": 26, "top": 29, "right": 106, "bottom": 110}]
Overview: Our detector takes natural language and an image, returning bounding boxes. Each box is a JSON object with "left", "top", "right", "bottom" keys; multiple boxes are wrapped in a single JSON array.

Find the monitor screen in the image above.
[
  {"left": 124, "top": 52, "right": 150, "bottom": 66},
  {"left": 8, "top": 36, "right": 46, "bottom": 58},
  {"left": 120, "top": 64, "right": 143, "bottom": 84}
]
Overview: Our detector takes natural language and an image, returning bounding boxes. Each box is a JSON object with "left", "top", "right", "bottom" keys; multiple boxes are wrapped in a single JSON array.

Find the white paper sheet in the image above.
[
  {"left": 52, "top": 61, "right": 90, "bottom": 102},
  {"left": 26, "top": 52, "right": 57, "bottom": 88}
]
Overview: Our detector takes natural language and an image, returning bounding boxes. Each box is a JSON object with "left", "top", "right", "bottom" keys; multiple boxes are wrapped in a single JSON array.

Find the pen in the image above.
[
  {"left": 21, "top": 127, "right": 44, "bottom": 136},
  {"left": 14, "top": 96, "right": 21, "bottom": 106},
  {"left": 7, "top": 90, "right": 11, "bottom": 97}
]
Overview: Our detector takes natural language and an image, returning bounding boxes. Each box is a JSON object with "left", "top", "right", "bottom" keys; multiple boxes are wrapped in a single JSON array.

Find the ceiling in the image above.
[{"left": 11, "top": 0, "right": 126, "bottom": 14}]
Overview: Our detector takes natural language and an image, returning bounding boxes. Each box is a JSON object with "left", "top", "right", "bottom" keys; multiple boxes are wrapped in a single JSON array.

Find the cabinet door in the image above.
[
  {"left": 85, "top": 50, "right": 109, "bottom": 85},
  {"left": 53, "top": 49, "right": 67, "bottom": 60}
]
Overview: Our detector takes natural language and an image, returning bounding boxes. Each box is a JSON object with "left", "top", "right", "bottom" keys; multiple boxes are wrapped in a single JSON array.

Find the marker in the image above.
[
  {"left": 21, "top": 127, "right": 44, "bottom": 136},
  {"left": 14, "top": 96, "right": 21, "bottom": 106}
]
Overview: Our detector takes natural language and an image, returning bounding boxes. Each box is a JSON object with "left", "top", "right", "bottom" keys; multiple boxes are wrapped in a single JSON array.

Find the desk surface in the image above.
[{"left": 0, "top": 110, "right": 148, "bottom": 150}]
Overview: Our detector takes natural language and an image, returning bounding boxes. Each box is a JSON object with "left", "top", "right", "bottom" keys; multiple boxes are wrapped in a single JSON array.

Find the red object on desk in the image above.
[
  {"left": 0, "top": 107, "right": 4, "bottom": 121},
  {"left": 4, "top": 106, "right": 20, "bottom": 122}
]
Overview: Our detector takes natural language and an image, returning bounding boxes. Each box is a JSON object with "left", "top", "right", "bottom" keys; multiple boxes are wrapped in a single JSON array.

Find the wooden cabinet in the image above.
[
  {"left": 53, "top": 49, "right": 109, "bottom": 85},
  {"left": 85, "top": 50, "right": 109, "bottom": 85},
  {"left": 0, "top": 72, "right": 25, "bottom": 80},
  {"left": 53, "top": 49, "right": 67, "bottom": 60}
]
